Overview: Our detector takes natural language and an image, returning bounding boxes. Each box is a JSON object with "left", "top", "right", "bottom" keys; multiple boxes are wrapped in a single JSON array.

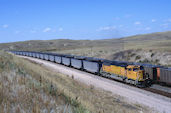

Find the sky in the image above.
[{"left": 0, "top": 0, "right": 171, "bottom": 43}]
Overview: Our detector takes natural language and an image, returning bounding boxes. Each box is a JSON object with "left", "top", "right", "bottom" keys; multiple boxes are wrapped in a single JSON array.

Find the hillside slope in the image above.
[
  {"left": 1, "top": 31, "right": 171, "bottom": 52},
  {"left": 0, "top": 39, "right": 122, "bottom": 52},
  {"left": 121, "top": 31, "right": 171, "bottom": 51},
  {"left": 1, "top": 31, "right": 171, "bottom": 65}
]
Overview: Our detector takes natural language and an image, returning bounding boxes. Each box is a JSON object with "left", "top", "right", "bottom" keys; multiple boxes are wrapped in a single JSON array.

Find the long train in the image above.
[{"left": 9, "top": 51, "right": 171, "bottom": 87}]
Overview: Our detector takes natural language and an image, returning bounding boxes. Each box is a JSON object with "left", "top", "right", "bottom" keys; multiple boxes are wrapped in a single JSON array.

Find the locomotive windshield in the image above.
[
  {"left": 133, "top": 68, "right": 139, "bottom": 71},
  {"left": 140, "top": 66, "right": 144, "bottom": 70}
]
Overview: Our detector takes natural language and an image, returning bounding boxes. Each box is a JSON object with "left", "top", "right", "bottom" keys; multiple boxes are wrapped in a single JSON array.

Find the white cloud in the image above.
[
  {"left": 119, "top": 25, "right": 123, "bottom": 28},
  {"left": 58, "top": 27, "right": 63, "bottom": 31},
  {"left": 163, "top": 19, "right": 171, "bottom": 23},
  {"left": 43, "top": 27, "right": 51, "bottom": 32},
  {"left": 145, "top": 27, "right": 151, "bottom": 30},
  {"left": 15, "top": 30, "right": 21, "bottom": 34},
  {"left": 97, "top": 26, "right": 116, "bottom": 31},
  {"left": 134, "top": 21, "right": 141, "bottom": 25},
  {"left": 2, "top": 24, "right": 9, "bottom": 28},
  {"left": 167, "top": 19, "right": 171, "bottom": 22},
  {"left": 161, "top": 23, "right": 169, "bottom": 28},
  {"left": 151, "top": 19, "right": 156, "bottom": 22}
]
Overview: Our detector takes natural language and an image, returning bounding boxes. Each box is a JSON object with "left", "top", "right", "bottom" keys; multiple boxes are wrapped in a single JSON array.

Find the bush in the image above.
[
  {"left": 135, "top": 55, "right": 141, "bottom": 60},
  {"left": 130, "top": 53, "right": 136, "bottom": 57},
  {"left": 151, "top": 53, "right": 155, "bottom": 57}
]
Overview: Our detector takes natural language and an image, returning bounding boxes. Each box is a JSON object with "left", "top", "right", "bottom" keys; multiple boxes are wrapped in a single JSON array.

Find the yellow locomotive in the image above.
[{"left": 100, "top": 61, "right": 149, "bottom": 87}]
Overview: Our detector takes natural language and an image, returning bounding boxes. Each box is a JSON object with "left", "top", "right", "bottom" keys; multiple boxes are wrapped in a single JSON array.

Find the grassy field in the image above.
[
  {"left": 0, "top": 51, "right": 87, "bottom": 113},
  {"left": 0, "top": 51, "right": 152, "bottom": 113}
]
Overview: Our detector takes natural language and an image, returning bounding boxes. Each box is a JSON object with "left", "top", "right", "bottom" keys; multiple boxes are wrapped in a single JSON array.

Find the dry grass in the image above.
[
  {"left": 1, "top": 31, "right": 171, "bottom": 53},
  {"left": 0, "top": 51, "right": 88, "bottom": 113},
  {"left": 54, "top": 46, "right": 122, "bottom": 58},
  {"left": 7, "top": 52, "right": 153, "bottom": 113}
]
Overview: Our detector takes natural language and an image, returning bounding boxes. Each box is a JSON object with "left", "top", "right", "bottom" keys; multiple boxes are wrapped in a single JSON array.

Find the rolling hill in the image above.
[
  {"left": 1, "top": 31, "right": 171, "bottom": 66},
  {"left": 1, "top": 31, "right": 171, "bottom": 52}
]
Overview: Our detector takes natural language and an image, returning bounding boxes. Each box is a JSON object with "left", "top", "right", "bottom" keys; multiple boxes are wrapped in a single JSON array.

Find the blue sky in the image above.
[{"left": 0, "top": 0, "right": 171, "bottom": 43}]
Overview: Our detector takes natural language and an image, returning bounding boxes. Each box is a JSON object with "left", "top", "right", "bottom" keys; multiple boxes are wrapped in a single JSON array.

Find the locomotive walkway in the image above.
[{"left": 19, "top": 56, "right": 171, "bottom": 113}]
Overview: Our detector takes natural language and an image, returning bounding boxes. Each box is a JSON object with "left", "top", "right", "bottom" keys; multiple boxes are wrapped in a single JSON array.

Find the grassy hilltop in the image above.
[
  {"left": 1, "top": 31, "right": 171, "bottom": 52},
  {"left": 1, "top": 31, "right": 171, "bottom": 65}
]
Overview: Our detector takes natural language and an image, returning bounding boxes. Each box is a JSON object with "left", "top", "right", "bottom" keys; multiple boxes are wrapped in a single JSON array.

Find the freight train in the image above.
[{"left": 10, "top": 51, "right": 171, "bottom": 87}]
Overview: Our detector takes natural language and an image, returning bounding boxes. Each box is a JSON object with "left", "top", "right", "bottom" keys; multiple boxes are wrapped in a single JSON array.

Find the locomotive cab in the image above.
[
  {"left": 126, "top": 65, "right": 151, "bottom": 87},
  {"left": 126, "top": 65, "right": 144, "bottom": 81}
]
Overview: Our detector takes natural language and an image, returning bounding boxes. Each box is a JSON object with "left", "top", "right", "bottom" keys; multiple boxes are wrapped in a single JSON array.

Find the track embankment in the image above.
[{"left": 19, "top": 56, "right": 171, "bottom": 113}]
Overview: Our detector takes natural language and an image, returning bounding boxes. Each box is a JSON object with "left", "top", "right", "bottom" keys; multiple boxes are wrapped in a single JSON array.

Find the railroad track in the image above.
[
  {"left": 120, "top": 81, "right": 171, "bottom": 98},
  {"left": 143, "top": 84, "right": 171, "bottom": 98},
  {"left": 82, "top": 69, "right": 171, "bottom": 98},
  {"left": 105, "top": 76, "right": 171, "bottom": 98},
  {"left": 100, "top": 74, "right": 171, "bottom": 98},
  {"left": 144, "top": 87, "right": 171, "bottom": 98}
]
